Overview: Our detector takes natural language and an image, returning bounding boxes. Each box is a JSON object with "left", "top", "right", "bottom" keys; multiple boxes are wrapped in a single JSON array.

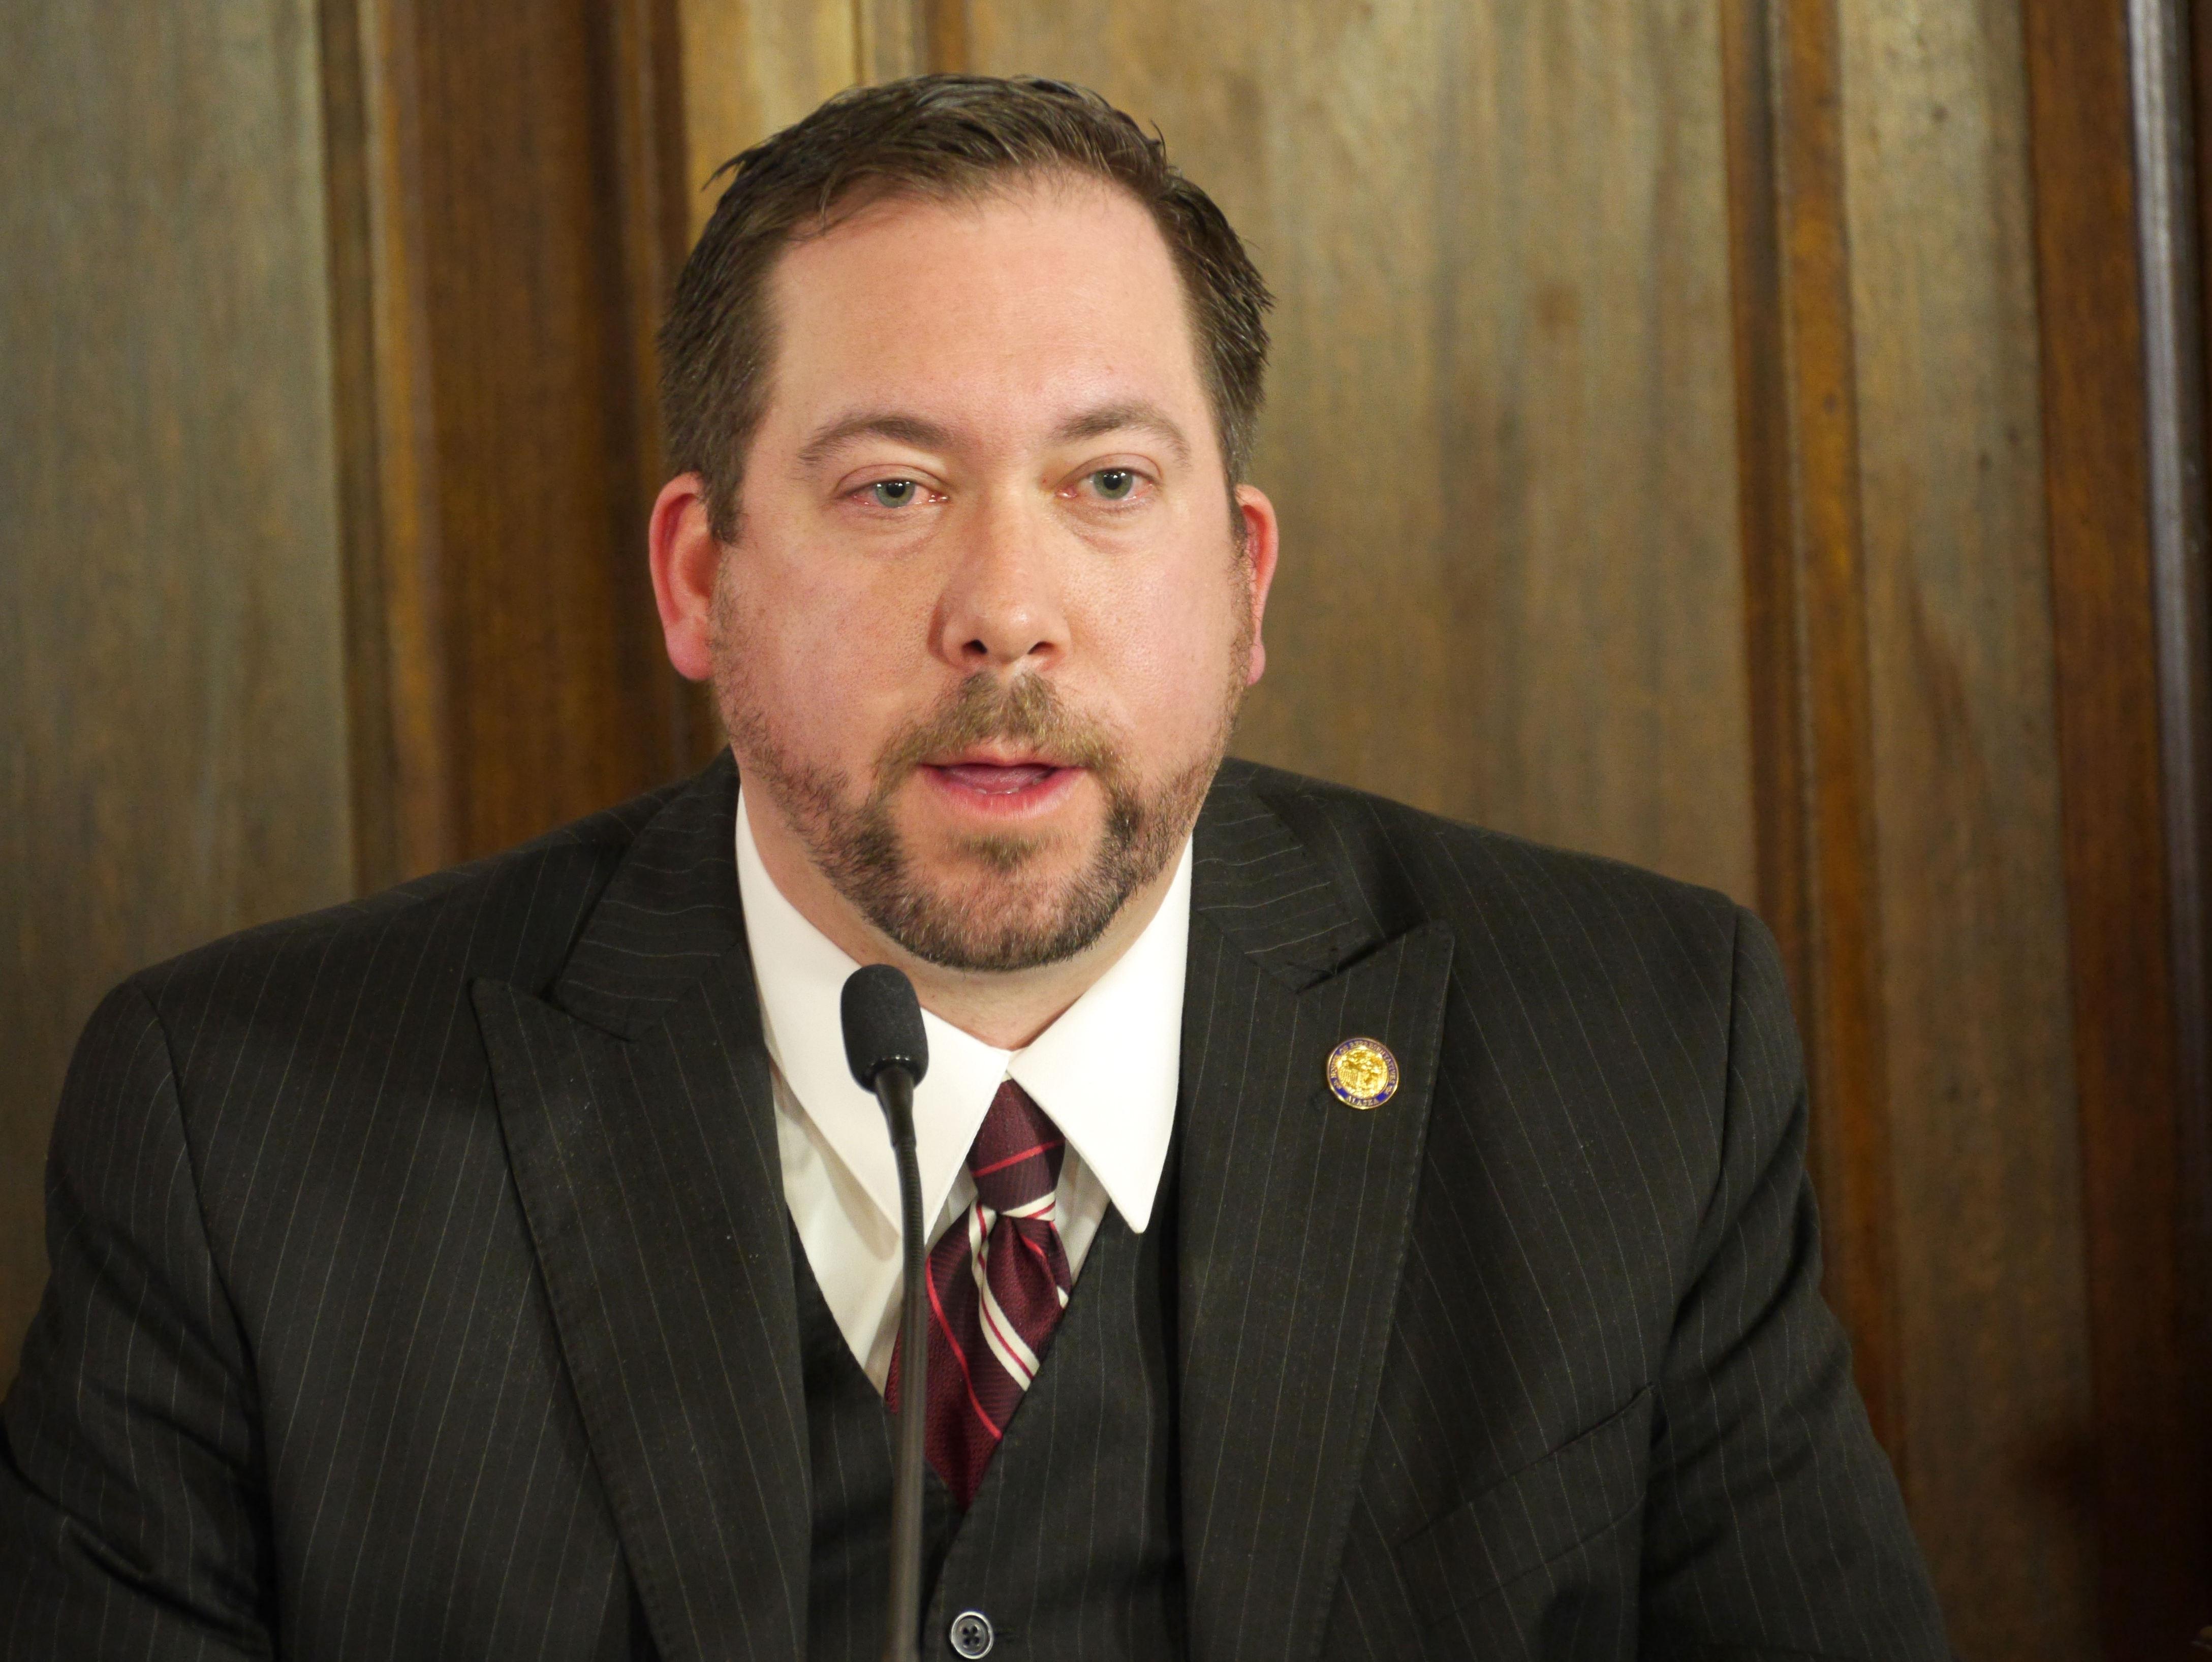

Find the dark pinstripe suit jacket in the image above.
[{"left": 1, "top": 754, "right": 1949, "bottom": 1660}]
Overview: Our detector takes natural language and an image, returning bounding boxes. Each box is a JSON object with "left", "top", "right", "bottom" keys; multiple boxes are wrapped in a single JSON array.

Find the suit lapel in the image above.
[
  {"left": 472, "top": 756, "right": 811, "bottom": 1662},
  {"left": 1179, "top": 771, "right": 1456, "bottom": 1662}
]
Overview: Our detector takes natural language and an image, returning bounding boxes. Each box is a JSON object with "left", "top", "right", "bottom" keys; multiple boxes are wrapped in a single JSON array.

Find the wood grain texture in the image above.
[
  {"left": 332, "top": 0, "right": 711, "bottom": 879},
  {"left": 2194, "top": 0, "right": 2212, "bottom": 1456},
  {"left": 613, "top": 0, "right": 727, "bottom": 782},
  {"left": 954, "top": 0, "right": 1755, "bottom": 902},
  {"left": 1719, "top": 1, "right": 1808, "bottom": 1076},
  {"left": 418, "top": 0, "right": 702, "bottom": 861},
  {"left": 0, "top": 0, "right": 355, "bottom": 1371},
  {"left": 2027, "top": 4, "right": 2212, "bottom": 1655},
  {"left": 921, "top": 0, "right": 969, "bottom": 73},
  {"left": 675, "top": 0, "right": 950, "bottom": 222},
  {"left": 1841, "top": 4, "right": 2101, "bottom": 1657},
  {"left": 678, "top": 0, "right": 871, "bottom": 239},
  {"left": 324, "top": 0, "right": 454, "bottom": 886},
  {"left": 1719, "top": 0, "right": 1907, "bottom": 1478}
]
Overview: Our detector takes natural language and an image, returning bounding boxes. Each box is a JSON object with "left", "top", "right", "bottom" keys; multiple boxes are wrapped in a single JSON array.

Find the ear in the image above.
[
  {"left": 649, "top": 473, "right": 722, "bottom": 682},
  {"left": 1234, "top": 483, "right": 1281, "bottom": 686}
]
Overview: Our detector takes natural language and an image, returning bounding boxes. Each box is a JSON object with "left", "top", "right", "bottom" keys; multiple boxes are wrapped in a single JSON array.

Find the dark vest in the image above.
[{"left": 790, "top": 1193, "right": 1186, "bottom": 1660}]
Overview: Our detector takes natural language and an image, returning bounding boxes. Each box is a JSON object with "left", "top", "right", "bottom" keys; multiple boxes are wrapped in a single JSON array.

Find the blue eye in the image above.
[
  {"left": 1092, "top": 469, "right": 1136, "bottom": 500},
  {"left": 869, "top": 479, "right": 920, "bottom": 508}
]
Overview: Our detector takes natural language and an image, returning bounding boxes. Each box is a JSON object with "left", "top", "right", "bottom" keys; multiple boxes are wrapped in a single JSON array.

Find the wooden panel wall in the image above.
[
  {"left": 1730, "top": 0, "right": 2212, "bottom": 1651},
  {"left": 326, "top": 0, "right": 712, "bottom": 888},
  {"left": 1721, "top": 0, "right": 1906, "bottom": 1467},
  {"left": 1839, "top": 5, "right": 2101, "bottom": 1656},
  {"left": 0, "top": 2, "right": 356, "bottom": 1371},
  {"left": 679, "top": 0, "right": 895, "bottom": 234},
  {"left": 2027, "top": 3, "right": 2212, "bottom": 1653},
  {"left": 676, "top": 0, "right": 963, "bottom": 196}
]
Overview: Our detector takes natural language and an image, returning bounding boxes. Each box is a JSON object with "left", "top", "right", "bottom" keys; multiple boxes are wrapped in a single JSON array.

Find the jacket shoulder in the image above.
[
  {"left": 1214, "top": 756, "right": 1747, "bottom": 962},
  {"left": 122, "top": 768, "right": 704, "bottom": 1047}
]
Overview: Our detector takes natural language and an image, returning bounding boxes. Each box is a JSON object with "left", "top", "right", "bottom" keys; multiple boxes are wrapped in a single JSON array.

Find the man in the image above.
[{"left": 0, "top": 76, "right": 1948, "bottom": 1660}]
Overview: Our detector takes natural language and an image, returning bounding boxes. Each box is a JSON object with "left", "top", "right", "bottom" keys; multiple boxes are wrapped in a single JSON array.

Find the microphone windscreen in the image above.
[{"left": 840, "top": 964, "right": 930, "bottom": 1089}]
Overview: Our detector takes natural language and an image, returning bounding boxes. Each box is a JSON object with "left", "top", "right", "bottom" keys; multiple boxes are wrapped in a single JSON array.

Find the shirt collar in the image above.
[{"left": 735, "top": 792, "right": 1188, "bottom": 1235}]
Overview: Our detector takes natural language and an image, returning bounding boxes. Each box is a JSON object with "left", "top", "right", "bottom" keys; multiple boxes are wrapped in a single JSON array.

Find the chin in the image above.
[{"left": 865, "top": 846, "right": 1136, "bottom": 974}]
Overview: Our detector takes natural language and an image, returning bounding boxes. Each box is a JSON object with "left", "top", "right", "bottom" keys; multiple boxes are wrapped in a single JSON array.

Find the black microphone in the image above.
[{"left": 840, "top": 965, "right": 930, "bottom": 1662}]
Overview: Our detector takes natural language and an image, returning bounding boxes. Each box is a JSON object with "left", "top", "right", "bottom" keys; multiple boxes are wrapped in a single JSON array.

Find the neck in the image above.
[{"left": 740, "top": 782, "right": 1183, "bottom": 1050}]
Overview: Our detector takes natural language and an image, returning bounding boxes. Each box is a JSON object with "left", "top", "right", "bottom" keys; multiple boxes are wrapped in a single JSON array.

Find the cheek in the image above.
[
  {"left": 715, "top": 541, "right": 936, "bottom": 755},
  {"left": 1078, "top": 559, "right": 1245, "bottom": 746}
]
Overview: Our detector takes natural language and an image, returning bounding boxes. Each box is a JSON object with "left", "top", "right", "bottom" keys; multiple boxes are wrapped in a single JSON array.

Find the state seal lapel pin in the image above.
[{"left": 1326, "top": 1036, "right": 1399, "bottom": 1109}]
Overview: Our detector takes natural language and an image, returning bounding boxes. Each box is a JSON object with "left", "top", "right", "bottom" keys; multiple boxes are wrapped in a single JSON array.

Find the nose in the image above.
[{"left": 932, "top": 493, "right": 1069, "bottom": 673}]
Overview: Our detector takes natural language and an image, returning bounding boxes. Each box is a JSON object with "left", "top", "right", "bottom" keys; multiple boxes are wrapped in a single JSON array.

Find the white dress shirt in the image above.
[{"left": 735, "top": 793, "right": 1189, "bottom": 1390}]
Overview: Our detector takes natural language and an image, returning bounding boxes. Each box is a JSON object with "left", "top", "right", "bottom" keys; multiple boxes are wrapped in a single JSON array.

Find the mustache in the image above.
[{"left": 873, "top": 673, "right": 1125, "bottom": 792}]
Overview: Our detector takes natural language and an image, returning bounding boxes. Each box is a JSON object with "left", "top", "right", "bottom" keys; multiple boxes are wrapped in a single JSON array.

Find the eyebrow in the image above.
[
  {"left": 1053, "top": 400, "right": 1192, "bottom": 465},
  {"left": 793, "top": 400, "right": 1196, "bottom": 473},
  {"left": 795, "top": 412, "right": 956, "bottom": 471}
]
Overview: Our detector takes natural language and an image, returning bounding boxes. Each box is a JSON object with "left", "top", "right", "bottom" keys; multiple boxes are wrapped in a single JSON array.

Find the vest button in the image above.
[{"left": 948, "top": 1609, "right": 994, "bottom": 1657}]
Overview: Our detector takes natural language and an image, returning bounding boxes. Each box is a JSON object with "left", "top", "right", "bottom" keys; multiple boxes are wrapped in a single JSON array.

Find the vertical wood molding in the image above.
[
  {"left": 2023, "top": 1, "right": 2212, "bottom": 1652},
  {"left": 2136, "top": 0, "right": 2212, "bottom": 1314},
  {"left": 2141, "top": 0, "right": 2212, "bottom": 1636},
  {"left": 921, "top": 0, "right": 970, "bottom": 73},
  {"left": 610, "top": 0, "right": 723, "bottom": 768},
  {"left": 2139, "top": 15, "right": 2212, "bottom": 1569},
  {"left": 610, "top": 0, "right": 694, "bottom": 509},
  {"left": 855, "top": 0, "right": 924, "bottom": 81},
  {"left": 1722, "top": 1, "right": 1806, "bottom": 1025},
  {"left": 2136, "top": 0, "right": 2212, "bottom": 1641},
  {"left": 325, "top": 0, "right": 713, "bottom": 883},
  {"left": 1720, "top": 0, "right": 1906, "bottom": 1474},
  {"left": 324, "top": 0, "right": 456, "bottom": 891},
  {"left": 2194, "top": 0, "right": 2212, "bottom": 1361}
]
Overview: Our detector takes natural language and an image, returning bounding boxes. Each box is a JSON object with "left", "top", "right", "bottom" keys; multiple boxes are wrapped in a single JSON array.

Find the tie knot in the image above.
[{"left": 965, "top": 1079, "right": 1065, "bottom": 1213}]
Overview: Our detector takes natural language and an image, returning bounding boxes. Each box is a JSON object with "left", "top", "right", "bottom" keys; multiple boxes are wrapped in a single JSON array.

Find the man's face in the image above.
[{"left": 702, "top": 174, "right": 1274, "bottom": 972}]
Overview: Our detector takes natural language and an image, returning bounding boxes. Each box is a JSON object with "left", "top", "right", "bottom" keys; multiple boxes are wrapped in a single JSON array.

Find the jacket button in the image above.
[{"left": 948, "top": 1609, "right": 994, "bottom": 1657}]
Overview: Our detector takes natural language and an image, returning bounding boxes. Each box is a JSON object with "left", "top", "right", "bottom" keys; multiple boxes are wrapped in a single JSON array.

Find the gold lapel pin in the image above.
[{"left": 1326, "top": 1036, "right": 1399, "bottom": 1109}]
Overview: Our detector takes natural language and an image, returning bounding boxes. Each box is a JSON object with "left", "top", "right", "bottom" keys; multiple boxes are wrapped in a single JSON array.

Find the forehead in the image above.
[{"left": 760, "top": 175, "right": 1211, "bottom": 444}]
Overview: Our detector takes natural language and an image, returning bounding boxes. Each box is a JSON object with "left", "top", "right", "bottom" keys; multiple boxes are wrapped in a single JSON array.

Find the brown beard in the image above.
[{"left": 718, "top": 663, "right": 1236, "bottom": 972}]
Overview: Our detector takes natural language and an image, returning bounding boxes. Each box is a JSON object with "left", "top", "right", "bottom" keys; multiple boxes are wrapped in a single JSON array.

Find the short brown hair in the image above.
[{"left": 658, "top": 74, "right": 1273, "bottom": 540}]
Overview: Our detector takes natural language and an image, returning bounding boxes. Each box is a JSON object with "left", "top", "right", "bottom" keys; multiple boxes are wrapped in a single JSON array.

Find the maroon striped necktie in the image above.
[{"left": 886, "top": 1079, "right": 1073, "bottom": 1509}]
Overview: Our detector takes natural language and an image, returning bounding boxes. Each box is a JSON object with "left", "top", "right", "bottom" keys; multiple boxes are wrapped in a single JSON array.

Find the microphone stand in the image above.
[
  {"left": 872, "top": 1060, "right": 928, "bottom": 1662},
  {"left": 841, "top": 961, "right": 930, "bottom": 1662}
]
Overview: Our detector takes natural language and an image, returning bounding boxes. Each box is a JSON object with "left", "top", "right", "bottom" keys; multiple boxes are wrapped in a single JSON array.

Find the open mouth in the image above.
[
  {"left": 929, "top": 761, "right": 1065, "bottom": 795},
  {"left": 916, "top": 756, "right": 1083, "bottom": 814}
]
